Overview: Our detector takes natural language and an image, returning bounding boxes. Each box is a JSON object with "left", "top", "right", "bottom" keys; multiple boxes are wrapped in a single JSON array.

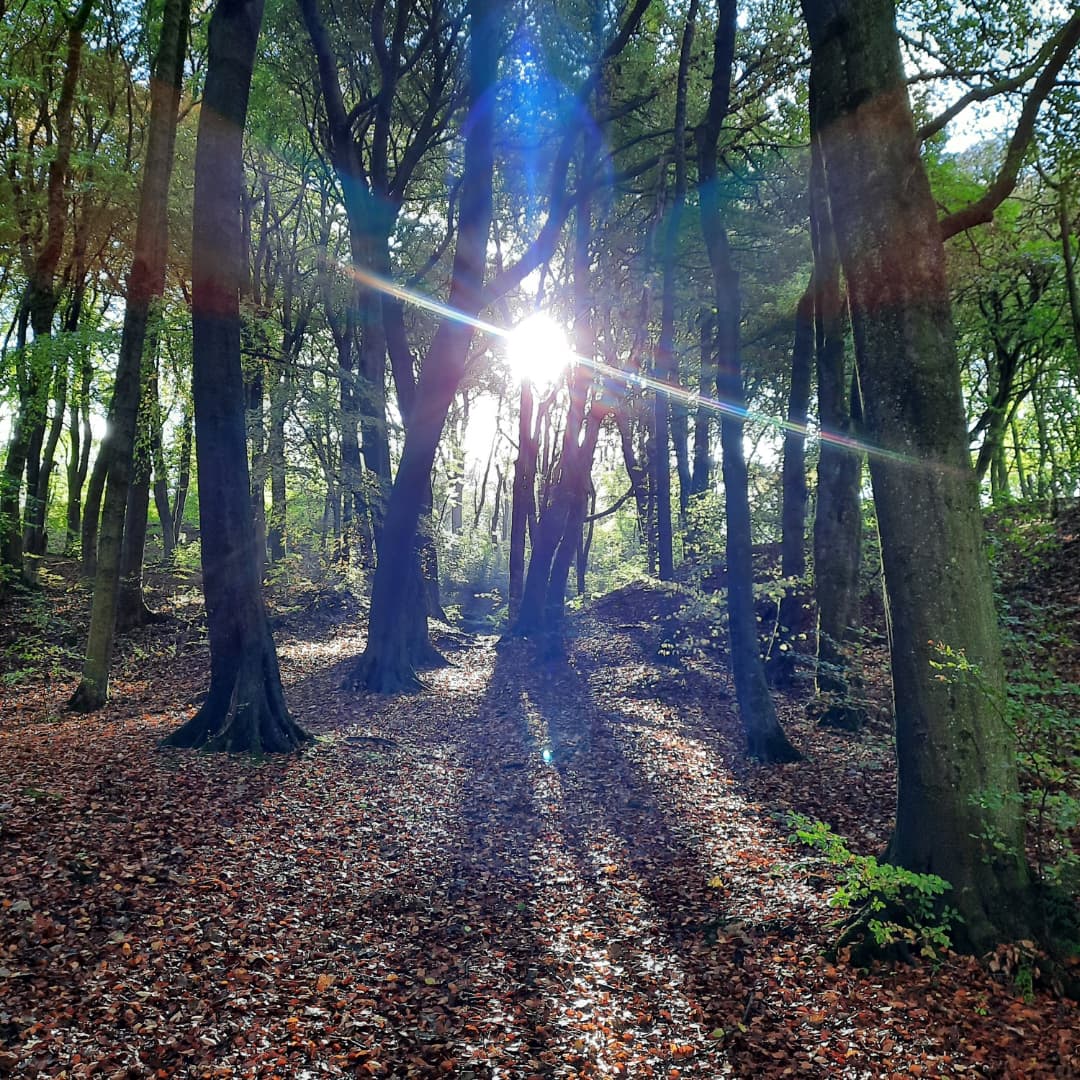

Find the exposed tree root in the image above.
[
  {"left": 343, "top": 650, "right": 426, "bottom": 695},
  {"left": 67, "top": 679, "right": 107, "bottom": 714},
  {"left": 162, "top": 647, "right": 311, "bottom": 753}
]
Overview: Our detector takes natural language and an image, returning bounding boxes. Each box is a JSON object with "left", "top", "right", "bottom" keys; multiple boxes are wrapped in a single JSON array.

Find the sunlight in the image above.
[{"left": 505, "top": 310, "right": 574, "bottom": 390}]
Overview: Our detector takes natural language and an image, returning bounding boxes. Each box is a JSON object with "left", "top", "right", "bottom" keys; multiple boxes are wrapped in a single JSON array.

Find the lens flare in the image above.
[{"left": 506, "top": 311, "right": 573, "bottom": 389}]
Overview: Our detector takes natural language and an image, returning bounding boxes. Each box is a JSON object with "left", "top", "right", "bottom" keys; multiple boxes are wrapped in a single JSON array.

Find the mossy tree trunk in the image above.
[
  {"left": 163, "top": 0, "right": 308, "bottom": 753},
  {"left": 803, "top": 0, "right": 1035, "bottom": 950},
  {"left": 69, "top": 0, "right": 188, "bottom": 710}
]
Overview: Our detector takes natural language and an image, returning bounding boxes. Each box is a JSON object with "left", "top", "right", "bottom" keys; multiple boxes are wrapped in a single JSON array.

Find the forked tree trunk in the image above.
[
  {"left": 699, "top": 0, "right": 799, "bottom": 764},
  {"left": 803, "top": 0, "right": 1036, "bottom": 950},
  {"left": 163, "top": 0, "right": 308, "bottom": 752},
  {"left": 345, "top": 0, "right": 501, "bottom": 693},
  {"left": 69, "top": 0, "right": 189, "bottom": 710}
]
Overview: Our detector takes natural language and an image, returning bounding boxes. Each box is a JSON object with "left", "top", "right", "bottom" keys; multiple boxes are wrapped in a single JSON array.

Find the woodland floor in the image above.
[{"left": 2, "top": 531, "right": 1080, "bottom": 1078}]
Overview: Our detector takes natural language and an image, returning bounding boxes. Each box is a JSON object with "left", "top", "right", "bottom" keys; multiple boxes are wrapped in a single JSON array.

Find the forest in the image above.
[{"left": 2, "top": 0, "right": 1080, "bottom": 1074}]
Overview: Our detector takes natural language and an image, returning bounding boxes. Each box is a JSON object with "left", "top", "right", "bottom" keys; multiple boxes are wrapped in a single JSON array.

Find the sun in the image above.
[{"left": 505, "top": 310, "right": 574, "bottom": 390}]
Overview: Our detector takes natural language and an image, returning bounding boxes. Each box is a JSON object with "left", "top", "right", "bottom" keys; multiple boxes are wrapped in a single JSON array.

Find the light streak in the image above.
[{"left": 345, "top": 262, "right": 913, "bottom": 467}]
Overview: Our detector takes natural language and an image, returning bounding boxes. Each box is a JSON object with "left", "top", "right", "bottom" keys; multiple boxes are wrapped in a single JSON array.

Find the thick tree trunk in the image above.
[
  {"left": 163, "top": 0, "right": 308, "bottom": 752},
  {"left": 69, "top": 0, "right": 189, "bottom": 710},
  {"left": 803, "top": 0, "right": 1035, "bottom": 950},
  {"left": 699, "top": 0, "right": 799, "bottom": 764},
  {"left": 346, "top": 0, "right": 501, "bottom": 692}
]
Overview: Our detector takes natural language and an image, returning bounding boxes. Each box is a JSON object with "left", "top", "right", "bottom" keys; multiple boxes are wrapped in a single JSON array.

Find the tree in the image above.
[
  {"left": 69, "top": 0, "right": 190, "bottom": 711},
  {"left": 0, "top": 0, "right": 95, "bottom": 581},
  {"left": 345, "top": 0, "right": 503, "bottom": 692},
  {"left": 164, "top": 0, "right": 309, "bottom": 753},
  {"left": 698, "top": 0, "right": 800, "bottom": 764},
  {"left": 802, "top": 0, "right": 1038, "bottom": 950}
]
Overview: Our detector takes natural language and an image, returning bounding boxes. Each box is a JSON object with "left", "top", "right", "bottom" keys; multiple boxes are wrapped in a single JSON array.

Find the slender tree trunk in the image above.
[
  {"left": 768, "top": 276, "right": 814, "bottom": 687},
  {"left": 24, "top": 353, "right": 69, "bottom": 557},
  {"left": 691, "top": 311, "right": 715, "bottom": 498},
  {"left": 1058, "top": 179, "right": 1080, "bottom": 364},
  {"left": 699, "top": 0, "right": 799, "bottom": 763},
  {"left": 803, "top": 0, "right": 1036, "bottom": 950},
  {"left": 65, "top": 347, "right": 92, "bottom": 554},
  {"left": 171, "top": 403, "right": 192, "bottom": 543},
  {"left": 151, "top": 380, "right": 175, "bottom": 563},
  {"left": 70, "top": 0, "right": 189, "bottom": 710},
  {"left": 267, "top": 360, "right": 290, "bottom": 563},
  {"left": 508, "top": 383, "right": 536, "bottom": 620},
  {"left": 163, "top": 0, "right": 308, "bottom": 751}
]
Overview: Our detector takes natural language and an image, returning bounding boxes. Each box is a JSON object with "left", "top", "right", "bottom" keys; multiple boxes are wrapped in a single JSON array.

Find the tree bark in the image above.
[
  {"left": 803, "top": 0, "right": 1035, "bottom": 950},
  {"left": 808, "top": 131, "right": 863, "bottom": 713},
  {"left": 163, "top": 0, "right": 308, "bottom": 752},
  {"left": 699, "top": 0, "right": 800, "bottom": 763},
  {"left": 70, "top": 0, "right": 188, "bottom": 710}
]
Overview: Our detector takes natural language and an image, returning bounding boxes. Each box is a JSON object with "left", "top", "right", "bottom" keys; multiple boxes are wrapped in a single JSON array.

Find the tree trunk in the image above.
[
  {"left": 151, "top": 382, "right": 176, "bottom": 563},
  {"left": 699, "top": 0, "right": 799, "bottom": 763},
  {"left": 691, "top": 311, "right": 715, "bottom": 498},
  {"left": 346, "top": 0, "right": 501, "bottom": 693},
  {"left": 267, "top": 356, "right": 291, "bottom": 563},
  {"left": 163, "top": 0, "right": 308, "bottom": 752},
  {"left": 65, "top": 347, "right": 92, "bottom": 554},
  {"left": 171, "top": 403, "right": 193, "bottom": 543},
  {"left": 768, "top": 276, "right": 814, "bottom": 688},
  {"left": 69, "top": 0, "right": 189, "bottom": 710},
  {"left": 803, "top": 0, "right": 1035, "bottom": 950},
  {"left": 809, "top": 135, "right": 863, "bottom": 712},
  {"left": 508, "top": 383, "right": 536, "bottom": 620},
  {"left": 24, "top": 352, "right": 69, "bottom": 558}
]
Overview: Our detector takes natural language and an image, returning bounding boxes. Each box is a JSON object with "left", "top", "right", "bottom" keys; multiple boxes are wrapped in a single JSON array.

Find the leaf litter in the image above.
[{"left": 0, "top": 569, "right": 1077, "bottom": 1078}]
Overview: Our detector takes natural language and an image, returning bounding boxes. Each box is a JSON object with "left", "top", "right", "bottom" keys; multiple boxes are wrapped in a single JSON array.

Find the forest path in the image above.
[{"left": 1, "top": 580, "right": 1078, "bottom": 1076}]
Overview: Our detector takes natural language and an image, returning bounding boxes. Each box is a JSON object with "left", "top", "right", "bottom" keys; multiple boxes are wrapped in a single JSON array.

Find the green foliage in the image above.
[
  {"left": 0, "top": 578, "right": 81, "bottom": 686},
  {"left": 929, "top": 609, "right": 1080, "bottom": 895},
  {"left": 789, "top": 815, "right": 958, "bottom": 959}
]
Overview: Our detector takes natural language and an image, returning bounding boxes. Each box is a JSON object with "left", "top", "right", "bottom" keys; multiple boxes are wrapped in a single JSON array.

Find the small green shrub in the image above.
[{"left": 789, "top": 814, "right": 958, "bottom": 959}]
